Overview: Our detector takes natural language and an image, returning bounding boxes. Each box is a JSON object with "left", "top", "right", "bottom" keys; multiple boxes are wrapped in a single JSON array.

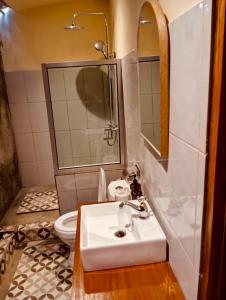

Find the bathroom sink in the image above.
[{"left": 80, "top": 200, "right": 166, "bottom": 271}]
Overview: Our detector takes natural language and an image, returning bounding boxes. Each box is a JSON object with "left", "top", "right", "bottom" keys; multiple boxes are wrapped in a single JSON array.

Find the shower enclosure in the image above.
[{"left": 42, "top": 59, "right": 125, "bottom": 174}]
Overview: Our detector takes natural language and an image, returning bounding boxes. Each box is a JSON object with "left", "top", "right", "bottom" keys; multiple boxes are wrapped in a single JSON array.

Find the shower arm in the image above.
[
  {"left": 71, "top": 12, "right": 117, "bottom": 145},
  {"left": 72, "top": 12, "right": 109, "bottom": 58}
]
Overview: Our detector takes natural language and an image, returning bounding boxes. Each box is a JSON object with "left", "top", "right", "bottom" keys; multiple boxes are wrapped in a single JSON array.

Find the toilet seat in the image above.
[{"left": 54, "top": 210, "right": 78, "bottom": 234}]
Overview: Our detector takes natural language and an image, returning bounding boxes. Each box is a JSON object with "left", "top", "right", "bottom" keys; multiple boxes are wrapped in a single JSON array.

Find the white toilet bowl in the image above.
[
  {"left": 54, "top": 210, "right": 78, "bottom": 267},
  {"left": 55, "top": 168, "right": 107, "bottom": 267}
]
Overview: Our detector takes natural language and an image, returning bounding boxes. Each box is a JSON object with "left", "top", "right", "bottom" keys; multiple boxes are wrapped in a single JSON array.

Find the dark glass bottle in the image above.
[{"left": 130, "top": 178, "right": 143, "bottom": 200}]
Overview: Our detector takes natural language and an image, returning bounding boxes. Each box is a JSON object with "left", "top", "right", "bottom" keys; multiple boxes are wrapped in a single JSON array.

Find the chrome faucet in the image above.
[
  {"left": 125, "top": 210, "right": 153, "bottom": 232},
  {"left": 119, "top": 196, "right": 148, "bottom": 212}
]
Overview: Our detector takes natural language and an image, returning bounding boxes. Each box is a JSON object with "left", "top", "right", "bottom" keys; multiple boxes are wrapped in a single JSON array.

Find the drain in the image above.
[{"left": 114, "top": 230, "right": 126, "bottom": 238}]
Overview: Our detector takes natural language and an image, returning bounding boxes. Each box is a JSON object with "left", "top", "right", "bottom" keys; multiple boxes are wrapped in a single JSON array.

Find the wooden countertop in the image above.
[{"left": 72, "top": 204, "right": 185, "bottom": 300}]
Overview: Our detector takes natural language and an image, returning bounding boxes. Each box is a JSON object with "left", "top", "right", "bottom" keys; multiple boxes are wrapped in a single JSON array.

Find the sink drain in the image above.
[{"left": 114, "top": 230, "right": 126, "bottom": 238}]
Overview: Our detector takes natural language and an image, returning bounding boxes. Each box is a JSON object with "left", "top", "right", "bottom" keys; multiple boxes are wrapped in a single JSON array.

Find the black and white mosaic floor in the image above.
[
  {"left": 16, "top": 190, "right": 59, "bottom": 214},
  {"left": 6, "top": 243, "right": 73, "bottom": 300}
]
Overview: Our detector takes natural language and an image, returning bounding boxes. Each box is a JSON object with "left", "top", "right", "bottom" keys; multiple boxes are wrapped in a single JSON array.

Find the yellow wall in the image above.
[
  {"left": 138, "top": 3, "right": 160, "bottom": 57},
  {"left": 0, "top": 0, "right": 201, "bottom": 70},
  {"left": 0, "top": 0, "right": 110, "bottom": 71},
  {"left": 110, "top": 0, "right": 202, "bottom": 58}
]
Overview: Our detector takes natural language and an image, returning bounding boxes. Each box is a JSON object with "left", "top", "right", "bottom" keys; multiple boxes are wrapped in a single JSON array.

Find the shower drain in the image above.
[{"left": 114, "top": 230, "right": 126, "bottom": 238}]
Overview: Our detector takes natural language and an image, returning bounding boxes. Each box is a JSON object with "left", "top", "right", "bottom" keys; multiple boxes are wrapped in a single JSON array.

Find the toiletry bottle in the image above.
[{"left": 130, "top": 176, "right": 143, "bottom": 200}]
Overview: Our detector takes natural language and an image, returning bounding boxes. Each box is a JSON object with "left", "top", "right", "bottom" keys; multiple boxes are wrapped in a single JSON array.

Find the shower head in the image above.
[
  {"left": 94, "top": 40, "right": 106, "bottom": 51},
  {"left": 139, "top": 19, "right": 152, "bottom": 25},
  {"left": 64, "top": 21, "right": 84, "bottom": 30},
  {"left": 65, "top": 12, "right": 111, "bottom": 58},
  {"left": 94, "top": 40, "right": 108, "bottom": 59}
]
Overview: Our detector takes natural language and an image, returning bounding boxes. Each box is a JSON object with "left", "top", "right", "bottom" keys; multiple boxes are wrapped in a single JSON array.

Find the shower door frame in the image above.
[{"left": 42, "top": 59, "right": 126, "bottom": 175}]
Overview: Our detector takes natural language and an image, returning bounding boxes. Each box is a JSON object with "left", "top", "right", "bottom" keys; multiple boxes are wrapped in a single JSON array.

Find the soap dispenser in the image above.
[{"left": 130, "top": 175, "right": 143, "bottom": 200}]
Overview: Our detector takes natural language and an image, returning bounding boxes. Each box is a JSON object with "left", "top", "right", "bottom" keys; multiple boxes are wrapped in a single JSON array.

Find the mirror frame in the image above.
[{"left": 137, "top": 0, "right": 169, "bottom": 158}]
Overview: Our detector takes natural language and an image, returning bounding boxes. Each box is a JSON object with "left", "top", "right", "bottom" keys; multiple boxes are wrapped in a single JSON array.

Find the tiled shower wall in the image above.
[
  {"left": 5, "top": 70, "right": 54, "bottom": 187},
  {"left": 139, "top": 60, "right": 160, "bottom": 149},
  {"left": 121, "top": 2, "right": 211, "bottom": 300},
  {"left": 5, "top": 68, "right": 123, "bottom": 209},
  {"left": 48, "top": 66, "right": 119, "bottom": 168}
]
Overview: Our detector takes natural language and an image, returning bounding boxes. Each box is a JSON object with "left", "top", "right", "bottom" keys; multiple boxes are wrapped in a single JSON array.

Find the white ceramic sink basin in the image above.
[{"left": 80, "top": 200, "right": 166, "bottom": 271}]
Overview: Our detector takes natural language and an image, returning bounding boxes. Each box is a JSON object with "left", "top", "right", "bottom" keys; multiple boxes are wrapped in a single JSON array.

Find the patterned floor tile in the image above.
[
  {"left": 16, "top": 221, "right": 57, "bottom": 243},
  {"left": 16, "top": 191, "right": 59, "bottom": 214},
  {"left": 0, "top": 234, "right": 16, "bottom": 281},
  {"left": 6, "top": 243, "right": 72, "bottom": 300}
]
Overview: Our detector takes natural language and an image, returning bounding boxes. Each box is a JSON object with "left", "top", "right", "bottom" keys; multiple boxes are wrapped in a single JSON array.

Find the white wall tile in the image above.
[
  {"left": 52, "top": 101, "right": 69, "bottom": 131},
  {"left": 83, "top": 67, "right": 105, "bottom": 101},
  {"left": 48, "top": 68, "right": 66, "bottom": 101},
  {"left": 37, "top": 160, "right": 54, "bottom": 185},
  {"left": 33, "top": 132, "right": 52, "bottom": 161},
  {"left": 169, "top": 3, "right": 211, "bottom": 152},
  {"left": 6, "top": 70, "right": 56, "bottom": 188},
  {"left": 139, "top": 62, "right": 152, "bottom": 95},
  {"left": 67, "top": 100, "right": 87, "bottom": 129},
  {"left": 75, "top": 172, "right": 99, "bottom": 190},
  {"left": 194, "top": 152, "right": 206, "bottom": 272},
  {"left": 153, "top": 123, "right": 160, "bottom": 150},
  {"left": 58, "top": 157, "right": 74, "bottom": 168},
  {"left": 5, "top": 71, "right": 27, "bottom": 103},
  {"left": 140, "top": 94, "right": 153, "bottom": 123},
  {"left": 107, "top": 141, "right": 120, "bottom": 158},
  {"left": 71, "top": 130, "right": 90, "bottom": 158},
  {"left": 58, "top": 190, "right": 78, "bottom": 214},
  {"left": 105, "top": 169, "right": 123, "bottom": 185},
  {"left": 73, "top": 156, "right": 91, "bottom": 166},
  {"left": 24, "top": 71, "right": 45, "bottom": 102},
  {"left": 64, "top": 67, "right": 85, "bottom": 100},
  {"left": 151, "top": 61, "right": 160, "bottom": 93},
  {"left": 29, "top": 102, "right": 49, "bottom": 132},
  {"left": 88, "top": 129, "right": 107, "bottom": 157},
  {"left": 141, "top": 124, "right": 154, "bottom": 142},
  {"left": 100, "top": 65, "right": 110, "bottom": 101},
  {"left": 9, "top": 103, "right": 32, "bottom": 134},
  {"left": 126, "top": 126, "right": 142, "bottom": 164},
  {"left": 19, "top": 162, "right": 39, "bottom": 187},
  {"left": 14, "top": 133, "right": 36, "bottom": 162},
  {"left": 55, "top": 131, "right": 73, "bottom": 166},
  {"left": 56, "top": 175, "right": 76, "bottom": 191},
  {"left": 122, "top": 53, "right": 140, "bottom": 128},
  {"left": 198, "top": 0, "right": 212, "bottom": 153},
  {"left": 168, "top": 231, "right": 199, "bottom": 300},
  {"left": 77, "top": 188, "right": 98, "bottom": 204},
  {"left": 86, "top": 102, "right": 106, "bottom": 129},
  {"left": 167, "top": 135, "right": 198, "bottom": 262},
  {"left": 153, "top": 94, "right": 160, "bottom": 123}
]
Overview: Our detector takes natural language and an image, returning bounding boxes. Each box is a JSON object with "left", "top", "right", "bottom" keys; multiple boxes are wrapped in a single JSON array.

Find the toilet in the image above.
[
  {"left": 54, "top": 168, "right": 107, "bottom": 267},
  {"left": 54, "top": 210, "right": 78, "bottom": 267}
]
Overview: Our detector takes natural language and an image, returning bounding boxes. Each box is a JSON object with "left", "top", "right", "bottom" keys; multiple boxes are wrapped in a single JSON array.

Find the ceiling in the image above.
[{"left": 6, "top": 0, "right": 71, "bottom": 11}]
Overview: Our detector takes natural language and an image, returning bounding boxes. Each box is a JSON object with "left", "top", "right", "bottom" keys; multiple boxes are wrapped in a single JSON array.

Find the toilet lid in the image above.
[{"left": 54, "top": 210, "right": 78, "bottom": 233}]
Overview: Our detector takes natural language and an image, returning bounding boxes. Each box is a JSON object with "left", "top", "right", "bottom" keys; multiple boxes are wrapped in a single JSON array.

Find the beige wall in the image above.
[
  {"left": 110, "top": 0, "right": 202, "bottom": 58},
  {"left": 0, "top": 0, "right": 110, "bottom": 71},
  {"left": 138, "top": 3, "right": 160, "bottom": 56}
]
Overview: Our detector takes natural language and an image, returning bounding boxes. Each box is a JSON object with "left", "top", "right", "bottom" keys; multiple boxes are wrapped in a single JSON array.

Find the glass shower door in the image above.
[{"left": 43, "top": 60, "right": 123, "bottom": 172}]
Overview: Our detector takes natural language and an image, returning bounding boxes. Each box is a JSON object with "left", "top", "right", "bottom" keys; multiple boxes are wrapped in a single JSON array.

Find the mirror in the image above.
[{"left": 138, "top": 1, "right": 169, "bottom": 158}]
